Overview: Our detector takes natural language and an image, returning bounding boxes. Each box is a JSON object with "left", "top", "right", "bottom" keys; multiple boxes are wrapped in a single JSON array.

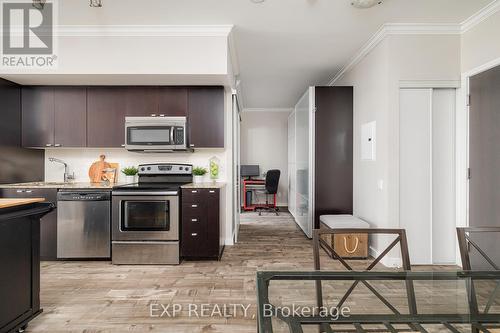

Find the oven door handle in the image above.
[{"left": 112, "top": 191, "right": 179, "bottom": 196}]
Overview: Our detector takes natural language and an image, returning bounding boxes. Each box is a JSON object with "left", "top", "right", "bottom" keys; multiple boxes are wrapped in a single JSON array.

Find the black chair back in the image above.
[{"left": 265, "top": 170, "right": 280, "bottom": 194}]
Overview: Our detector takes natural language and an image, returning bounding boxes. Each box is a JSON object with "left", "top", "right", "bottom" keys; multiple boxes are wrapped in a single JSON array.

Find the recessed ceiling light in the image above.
[
  {"left": 251, "top": 0, "right": 265, "bottom": 3},
  {"left": 351, "top": 0, "right": 383, "bottom": 9}
]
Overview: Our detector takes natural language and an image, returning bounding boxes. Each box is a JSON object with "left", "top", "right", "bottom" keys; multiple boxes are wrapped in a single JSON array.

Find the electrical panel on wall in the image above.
[{"left": 361, "top": 121, "right": 376, "bottom": 161}]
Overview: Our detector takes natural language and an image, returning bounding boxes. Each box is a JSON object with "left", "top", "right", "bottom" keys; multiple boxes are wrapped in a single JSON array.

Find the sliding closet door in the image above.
[
  {"left": 399, "top": 88, "right": 456, "bottom": 265},
  {"left": 431, "top": 89, "right": 456, "bottom": 264},
  {"left": 288, "top": 111, "right": 296, "bottom": 218},
  {"left": 400, "top": 89, "right": 433, "bottom": 265},
  {"left": 294, "top": 89, "right": 312, "bottom": 238}
]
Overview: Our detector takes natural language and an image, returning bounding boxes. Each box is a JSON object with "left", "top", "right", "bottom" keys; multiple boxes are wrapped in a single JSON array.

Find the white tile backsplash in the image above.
[{"left": 44, "top": 148, "right": 227, "bottom": 183}]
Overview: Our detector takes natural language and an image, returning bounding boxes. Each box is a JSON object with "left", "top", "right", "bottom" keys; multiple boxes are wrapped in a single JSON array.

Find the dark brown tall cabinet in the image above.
[
  {"left": 288, "top": 86, "right": 353, "bottom": 238},
  {"left": 22, "top": 87, "right": 87, "bottom": 148}
]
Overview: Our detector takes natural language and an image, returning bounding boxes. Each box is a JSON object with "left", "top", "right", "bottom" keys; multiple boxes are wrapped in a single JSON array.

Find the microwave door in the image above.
[{"left": 127, "top": 126, "right": 173, "bottom": 148}]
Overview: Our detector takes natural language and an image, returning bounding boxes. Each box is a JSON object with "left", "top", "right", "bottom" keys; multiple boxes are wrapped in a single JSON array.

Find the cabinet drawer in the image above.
[
  {"left": 182, "top": 213, "right": 207, "bottom": 229},
  {"left": 181, "top": 228, "right": 207, "bottom": 257},
  {"left": 181, "top": 188, "right": 205, "bottom": 203},
  {"left": 182, "top": 201, "right": 206, "bottom": 214}
]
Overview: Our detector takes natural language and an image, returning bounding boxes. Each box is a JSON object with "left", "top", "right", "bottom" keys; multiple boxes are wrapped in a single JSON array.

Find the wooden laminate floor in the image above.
[{"left": 27, "top": 212, "right": 474, "bottom": 333}]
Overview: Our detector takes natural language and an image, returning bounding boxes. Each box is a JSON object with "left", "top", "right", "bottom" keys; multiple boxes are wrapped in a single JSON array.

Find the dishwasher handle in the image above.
[{"left": 57, "top": 191, "right": 111, "bottom": 201}]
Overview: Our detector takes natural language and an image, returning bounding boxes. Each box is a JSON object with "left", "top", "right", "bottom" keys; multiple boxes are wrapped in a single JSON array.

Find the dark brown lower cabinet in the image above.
[
  {"left": 0, "top": 188, "right": 58, "bottom": 260},
  {"left": 181, "top": 188, "right": 224, "bottom": 260}
]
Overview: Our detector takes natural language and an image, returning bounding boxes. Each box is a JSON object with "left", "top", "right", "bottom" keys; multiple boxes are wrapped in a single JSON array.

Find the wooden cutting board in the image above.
[{"left": 88, "top": 155, "right": 112, "bottom": 183}]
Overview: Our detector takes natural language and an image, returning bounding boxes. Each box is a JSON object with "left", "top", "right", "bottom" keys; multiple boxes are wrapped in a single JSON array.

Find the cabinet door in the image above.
[
  {"left": 125, "top": 87, "right": 159, "bottom": 117},
  {"left": 54, "top": 87, "right": 87, "bottom": 147},
  {"left": 206, "top": 188, "right": 220, "bottom": 257},
  {"left": 22, "top": 87, "right": 55, "bottom": 148},
  {"left": 159, "top": 87, "right": 187, "bottom": 116},
  {"left": 87, "top": 87, "right": 127, "bottom": 147},
  {"left": 0, "top": 79, "right": 21, "bottom": 147},
  {"left": 187, "top": 87, "right": 225, "bottom": 148}
]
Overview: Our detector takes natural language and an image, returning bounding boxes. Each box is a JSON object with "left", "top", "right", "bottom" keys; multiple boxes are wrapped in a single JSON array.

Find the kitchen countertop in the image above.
[
  {"left": 0, "top": 181, "right": 126, "bottom": 189},
  {"left": 181, "top": 182, "right": 226, "bottom": 189},
  {"left": 0, "top": 198, "right": 46, "bottom": 209}
]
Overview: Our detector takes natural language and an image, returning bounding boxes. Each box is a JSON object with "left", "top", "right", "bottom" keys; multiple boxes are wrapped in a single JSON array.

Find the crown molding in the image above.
[
  {"left": 461, "top": 0, "right": 500, "bottom": 33},
  {"left": 54, "top": 25, "right": 234, "bottom": 37},
  {"left": 327, "top": 23, "right": 461, "bottom": 85},
  {"left": 242, "top": 108, "right": 293, "bottom": 113},
  {"left": 328, "top": 1, "right": 500, "bottom": 86}
]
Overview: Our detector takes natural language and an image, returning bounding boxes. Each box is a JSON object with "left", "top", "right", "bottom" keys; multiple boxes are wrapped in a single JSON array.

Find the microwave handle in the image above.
[{"left": 170, "top": 127, "right": 175, "bottom": 143}]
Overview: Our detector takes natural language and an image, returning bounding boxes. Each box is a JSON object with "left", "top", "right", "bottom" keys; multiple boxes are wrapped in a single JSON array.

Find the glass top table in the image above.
[{"left": 256, "top": 271, "right": 500, "bottom": 333}]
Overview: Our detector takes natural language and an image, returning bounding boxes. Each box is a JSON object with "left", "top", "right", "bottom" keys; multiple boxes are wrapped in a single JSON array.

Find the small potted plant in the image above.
[
  {"left": 192, "top": 166, "right": 207, "bottom": 183},
  {"left": 121, "top": 166, "right": 138, "bottom": 183}
]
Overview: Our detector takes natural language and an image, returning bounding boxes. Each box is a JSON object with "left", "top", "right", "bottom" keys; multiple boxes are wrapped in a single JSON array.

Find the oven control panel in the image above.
[{"left": 138, "top": 163, "right": 192, "bottom": 175}]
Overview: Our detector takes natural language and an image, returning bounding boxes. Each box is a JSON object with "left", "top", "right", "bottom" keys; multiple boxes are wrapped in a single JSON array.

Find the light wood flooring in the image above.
[{"left": 27, "top": 212, "right": 476, "bottom": 333}]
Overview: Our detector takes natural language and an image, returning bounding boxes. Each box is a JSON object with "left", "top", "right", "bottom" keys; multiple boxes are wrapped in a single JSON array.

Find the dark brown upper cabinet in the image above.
[
  {"left": 159, "top": 87, "right": 188, "bottom": 116},
  {"left": 187, "top": 87, "right": 224, "bottom": 148},
  {"left": 22, "top": 87, "right": 87, "bottom": 148},
  {"left": 22, "top": 87, "right": 55, "bottom": 148},
  {"left": 87, "top": 87, "right": 128, "bottom": 148},
  {"left": 125, "top": 87, "right": 159, "bottom": 117},
  {"left": 54, "top": 87, "right": 87, "bottom": 147},
  {"left": 0, "top": 79, "right": 21, "bottom": 147}
]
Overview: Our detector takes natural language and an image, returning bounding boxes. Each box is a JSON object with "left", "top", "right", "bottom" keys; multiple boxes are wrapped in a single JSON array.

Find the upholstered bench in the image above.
[{"left": 319, "top": 214, "right": 370, "bottom": 259}]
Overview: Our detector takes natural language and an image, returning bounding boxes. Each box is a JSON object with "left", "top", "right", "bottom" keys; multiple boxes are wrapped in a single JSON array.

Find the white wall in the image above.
[
  {"left": 240, "top": 110, "right": 290, "bottom": 206},
  {"left": 336, "top": 34, "right": 461, "bottom": 265}
]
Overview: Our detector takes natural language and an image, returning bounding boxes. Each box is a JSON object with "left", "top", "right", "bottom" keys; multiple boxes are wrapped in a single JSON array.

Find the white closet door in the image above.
[
  {"left": 399, "top": 88, "right": 456, "bottom": 265},
  {"left": 400, "top": 89, "right": 433, "bottom": 265},
  {"left": 431, "top": 89, "right": 456, "bottom": 264},
  {"left": 295, "top": 89, "right": 312, "bottom": 237},
  {"left": 288, "top": 112, "right": 296, "bottom": 218}
]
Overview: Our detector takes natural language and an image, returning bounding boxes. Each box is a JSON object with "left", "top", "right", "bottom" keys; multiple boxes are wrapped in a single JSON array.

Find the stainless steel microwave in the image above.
[{"left": 125, "top": 116, "right": 187, "bottom": 152}]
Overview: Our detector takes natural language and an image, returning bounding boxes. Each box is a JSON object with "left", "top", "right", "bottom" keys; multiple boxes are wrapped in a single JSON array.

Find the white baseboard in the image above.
[{"left": 369, "top": 246, "right": 402, "bottom": 268}]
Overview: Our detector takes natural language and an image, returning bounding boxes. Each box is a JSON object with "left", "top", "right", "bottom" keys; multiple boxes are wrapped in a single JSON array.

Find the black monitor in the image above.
[{"left": 241, "top": 165, "right": 260, "bottom": 178}]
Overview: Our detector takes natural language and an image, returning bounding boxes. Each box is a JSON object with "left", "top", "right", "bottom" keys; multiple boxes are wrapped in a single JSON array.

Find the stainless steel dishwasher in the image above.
[{"left": 57, "top": 191, "right": 111, "bottom": 259}]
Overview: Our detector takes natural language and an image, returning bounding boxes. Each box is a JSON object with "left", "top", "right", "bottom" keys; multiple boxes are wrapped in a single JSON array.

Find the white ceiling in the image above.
[{"left": 13, "top": 0, "right": 497, "bottom": 108}]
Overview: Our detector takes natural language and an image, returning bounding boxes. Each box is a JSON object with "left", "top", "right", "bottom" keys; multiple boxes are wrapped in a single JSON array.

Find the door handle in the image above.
[
  {"left": 54, "top": 143, "right": 62, "bottom": 147},
  {"left": 151, "top": 114, "right": 157, "bottom": 117},
  {"left": 25, "top": 190, "right": 33, "bottom": 193},
  {"left": 191, "top": 204, "right": 198, "bottom": 208},
  {"left": 191, "top": 218, "right": 198, "bottom": 222},
  {"left": 209, "top": 190, "right": 215, "bottom": 193},
  {"left": 16, "top": 190, "right": 24, "bottom": 193},
  {"left": 45, "top": 143, "right": 53, "bottom": 147},
  {"left": 170, "top": 127, "right": 175, "bottom": 144},
  {"left": 191, "top": 233, "right": 198, "bottom": 236},
  {"left": 191, "top": 190, "right": 198, "bottom": 193}
]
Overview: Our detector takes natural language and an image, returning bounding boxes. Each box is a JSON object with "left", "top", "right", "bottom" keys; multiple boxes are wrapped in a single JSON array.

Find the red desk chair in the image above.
[{"left": 255, "top": 169, "right": 280, "bottom": 216}]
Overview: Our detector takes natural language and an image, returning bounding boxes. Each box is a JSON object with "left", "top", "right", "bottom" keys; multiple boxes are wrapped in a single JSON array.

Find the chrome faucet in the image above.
[{"left": 48, "top": 157, "right": 75, "bottom": 182}]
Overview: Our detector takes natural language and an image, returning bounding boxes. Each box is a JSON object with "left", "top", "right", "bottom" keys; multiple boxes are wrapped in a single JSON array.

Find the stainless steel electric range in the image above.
[{"left": 111, "top": 163, "right": 193, "bottom": 265}]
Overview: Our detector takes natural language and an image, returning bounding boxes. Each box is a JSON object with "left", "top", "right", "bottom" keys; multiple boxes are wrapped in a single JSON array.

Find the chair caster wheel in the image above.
[{"left": 18, "top": 324, "right": 27, "bottom": 333}]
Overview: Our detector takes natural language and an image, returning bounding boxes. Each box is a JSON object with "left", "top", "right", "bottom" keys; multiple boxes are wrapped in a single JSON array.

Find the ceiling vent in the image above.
[{"left": 351, "top": 0, "right": 383, "bottom": 9}]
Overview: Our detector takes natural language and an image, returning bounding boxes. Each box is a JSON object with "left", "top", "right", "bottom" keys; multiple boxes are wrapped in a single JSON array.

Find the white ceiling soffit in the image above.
[
  {"left": 329, "top": 0, "right": 500, "bottom": 85},
  {"left": 55, "top": 25, "right": 234, "bottom": 37},
  {"left": 242, "top": 108, "right": 293, "bottom": 113}
]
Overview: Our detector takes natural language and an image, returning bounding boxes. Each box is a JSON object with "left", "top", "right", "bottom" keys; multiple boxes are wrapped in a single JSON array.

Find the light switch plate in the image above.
[{"left": 361, "top": 121, "right": 376, "bottom": 161}]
